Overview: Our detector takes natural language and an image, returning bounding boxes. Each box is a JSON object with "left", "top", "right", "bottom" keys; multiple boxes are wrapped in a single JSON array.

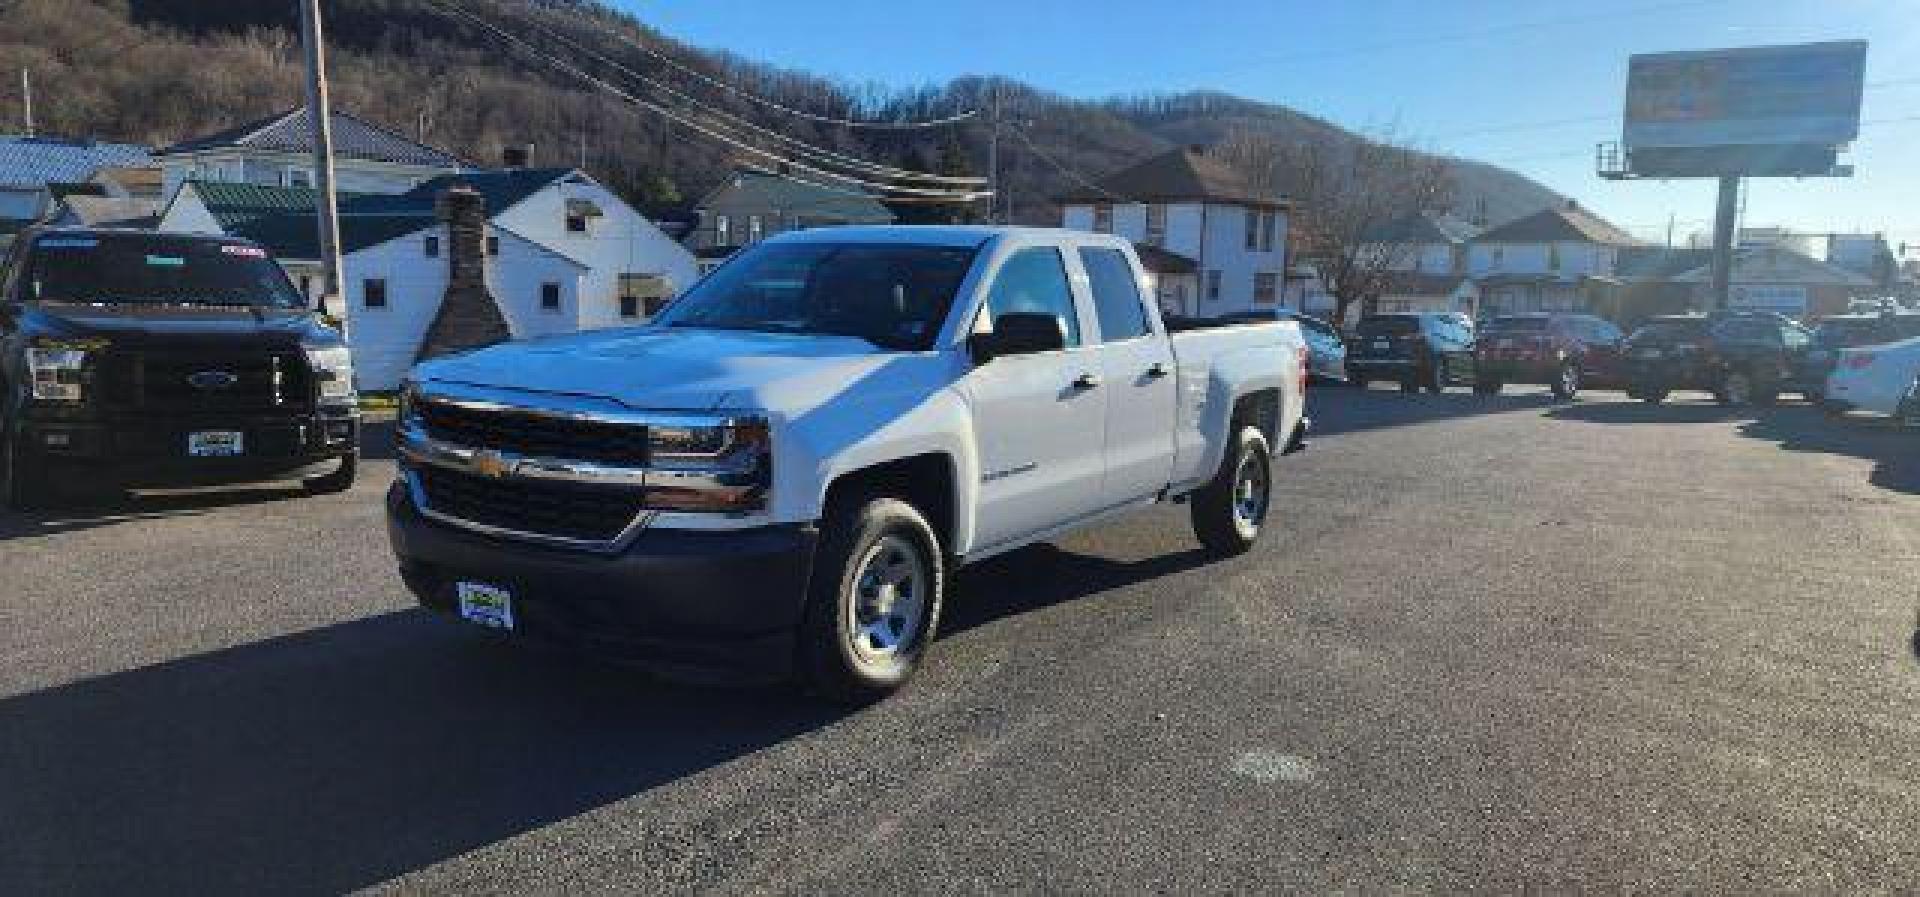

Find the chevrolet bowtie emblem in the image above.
[{"left": 471, "top": 449, "right": 513, "bottom": 479}]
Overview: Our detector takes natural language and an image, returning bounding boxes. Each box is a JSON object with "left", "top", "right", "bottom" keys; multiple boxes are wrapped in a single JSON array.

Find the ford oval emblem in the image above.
[{"left": 187, "top": 370, "right": 240, "bottom": 390}]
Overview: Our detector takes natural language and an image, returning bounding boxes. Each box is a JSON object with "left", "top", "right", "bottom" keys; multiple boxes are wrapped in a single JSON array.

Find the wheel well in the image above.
[
  {"left": 1234, "top": 388, "right": 1281, "bottom": 444},
  {"left": 823, "top": 454, "right": 956, "bottom": 550}
]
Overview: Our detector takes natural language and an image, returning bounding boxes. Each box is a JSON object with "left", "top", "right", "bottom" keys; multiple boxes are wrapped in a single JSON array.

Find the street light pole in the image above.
[{"left": 299, "top": 0, "right": 344, "bottom": 324}]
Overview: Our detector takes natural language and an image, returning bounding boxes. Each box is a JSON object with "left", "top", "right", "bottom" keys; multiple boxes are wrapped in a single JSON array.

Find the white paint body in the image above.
[
  {"left": 413, "top": 226, "right": 1308, "bottom": 559},
  {"left": 1825, "top": 336, "right": 1920, "bottom": 416}
]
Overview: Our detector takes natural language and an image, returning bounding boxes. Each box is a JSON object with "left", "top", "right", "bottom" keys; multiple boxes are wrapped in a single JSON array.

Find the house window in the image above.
[
  {"left": 486, "top": 234, "right": 500, "bottom": 256},
  {"left": 1259, "top": 212, "right": 1278, "bottom": 252},
  {"left": 1254, "top": 272, "right": 1279, "bottom": 305},
  {"left": 1205, "top": 270, "right": 1222, "bottom": 302},
  {"left": 1092, "top": 204, "right": 1113, "bottom": 234},
  {"left": 1245, "top": 211, "right": 1259, "bottom": 250},
  {"left": 1145, "top": 205, "right": 1166, "bottom": 246},
  {"left": 540, "top": 282, "right": 561, "bottom": 311},
  {"left": 619, "top": 295, "right": 640, "bottom": 318},
  {"left": 748, "top": 215, "right": 764, "bottom": 242},
  {"left": 1491, "top": 247, "right": 1504, "bottom": 270},
  {"left": 1548, "top": 243, "right": 1561, "bottom": 271},
  {"left": 283, "top": 167, "right": 313, "bottom": 188},
  {"left": 424, "top": 235, "right": 440, "bottom": 258},
  {"left": 363, "top": 278, "right": 388, "bottom": 309},
  {"left": 715, "top": 214, "right": 732, "bottom": 245},
  {"left": 566, "top": 213, "right": 588, "bottom": 233}
]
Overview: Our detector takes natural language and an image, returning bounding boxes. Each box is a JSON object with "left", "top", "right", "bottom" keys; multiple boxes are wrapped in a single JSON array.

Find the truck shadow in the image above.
[
  {"left": 0, "top": 609, "right": 846, "bottom": 895},
  {"left": 1309, "top": 384, "right": 1556, "bottom": 437},
  {"left": 1736, "top": 408, "right": 1920, "bottom": 496},
  {"left": 944, "top": 541, "right": 1214, "bottom": 635}
]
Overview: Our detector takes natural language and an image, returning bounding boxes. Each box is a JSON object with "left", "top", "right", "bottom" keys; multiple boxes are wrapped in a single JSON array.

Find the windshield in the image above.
[
  {"left": 1484, "top": 317, "right": 1550, "bottom": 333},
  {"left": 654, "top": 242, "right": 977, "bottom": 351},
  {"left": 1356, "top": 316, "right": 1420, "bottom": 336},
  {"left": 1627, "top": 319, "right": 1708, "bottom": 346},
  {"left": 20, "top": 233, "right": 304, "bottom": 308}
]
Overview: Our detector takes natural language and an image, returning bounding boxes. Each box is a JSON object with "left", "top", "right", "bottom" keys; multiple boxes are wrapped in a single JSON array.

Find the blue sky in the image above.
[{"left": 621, "top": 0, "right": 1920, "bottom": 249}]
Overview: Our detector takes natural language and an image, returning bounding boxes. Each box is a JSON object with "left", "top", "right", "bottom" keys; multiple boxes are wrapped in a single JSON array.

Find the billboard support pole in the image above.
[{"left": 1708, "top": 175, "right": 1739, "bottom": 312}]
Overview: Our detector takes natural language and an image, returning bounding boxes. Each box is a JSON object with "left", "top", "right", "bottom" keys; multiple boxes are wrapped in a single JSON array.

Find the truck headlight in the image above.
[
  {"left": 26, "top": 347, "right": 88, "bottom": 403},
  {"left": 306, "top": 347, "right": 356, "bottom": 403},
  {"left": 644, "top": 418, "right": 770, "bottom": 512}
]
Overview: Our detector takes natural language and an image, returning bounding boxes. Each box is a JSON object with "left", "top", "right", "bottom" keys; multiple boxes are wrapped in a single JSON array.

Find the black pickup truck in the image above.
[{"left": 0, "top": 228, "right": 359, "bottom": 509}]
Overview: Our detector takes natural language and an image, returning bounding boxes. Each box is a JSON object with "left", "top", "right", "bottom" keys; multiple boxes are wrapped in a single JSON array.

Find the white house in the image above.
[
  {"left": 158, "top": 167, "right": 699, "bottom": 390},
  {"left": 1468, "top": 201, "right": 1639, "bottom": 315},
  {"left": 1058, "top": 146, "right": 1289, "bottom": 317},
  {"left": 153, "top": 107, "right": 465, "bottom": 201}
]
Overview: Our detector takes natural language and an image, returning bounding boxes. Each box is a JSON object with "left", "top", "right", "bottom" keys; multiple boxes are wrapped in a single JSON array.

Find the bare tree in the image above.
[{"left": 1215, "top": 129, "right": 1454, "bottom": 328}]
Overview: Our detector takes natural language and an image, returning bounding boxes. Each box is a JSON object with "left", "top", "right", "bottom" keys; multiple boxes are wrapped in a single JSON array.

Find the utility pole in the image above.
[
  {"left": 20, "top": 68, "right": 33, "bottom": 136},
  {"left": 986, "top": 81, "right": 1001, "bottom": 224},
  {"left": 1665, "top": 212, "right": 1675, "bottom": 250},
  {"left": 299, "top": 0, "right": 344, "bottom": 324},
  {"left": 1708, "top": 175, "right": 1740, "bottom": 312}
]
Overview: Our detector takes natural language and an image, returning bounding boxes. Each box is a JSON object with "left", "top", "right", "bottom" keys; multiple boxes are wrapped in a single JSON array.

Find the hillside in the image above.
[{"left": 0, "top": 0, "right": 1563, "bottom": 225}]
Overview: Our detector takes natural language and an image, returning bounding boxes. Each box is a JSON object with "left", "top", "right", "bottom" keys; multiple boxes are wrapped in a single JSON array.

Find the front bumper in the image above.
[
  {"left": 386, "top": 482, "right": 818, "bottom": 681},
  {"left": 1347, "top": 358, "right": 1417, "bottom": 377},
  {"left": 18, "top": 407, "right": 358, "bottom": 485}
]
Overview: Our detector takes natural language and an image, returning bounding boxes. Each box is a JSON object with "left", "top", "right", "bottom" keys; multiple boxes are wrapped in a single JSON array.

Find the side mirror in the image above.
[{"left": 968, "top": 312, "right": 1066, "bottom": 363}]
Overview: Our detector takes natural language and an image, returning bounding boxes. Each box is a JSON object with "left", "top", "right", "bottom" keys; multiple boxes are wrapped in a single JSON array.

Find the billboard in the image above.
[{"left": 1624, "top": 40, "right": 1867, "bottom": 150}]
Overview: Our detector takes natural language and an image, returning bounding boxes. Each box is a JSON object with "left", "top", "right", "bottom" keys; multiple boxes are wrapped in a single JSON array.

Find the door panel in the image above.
[
  {"left": 1076, "top": 246, "right": 1176, "bottom": 508},
  {"left": 962, "top": 351, "right": 1108, "bottom": 548}
]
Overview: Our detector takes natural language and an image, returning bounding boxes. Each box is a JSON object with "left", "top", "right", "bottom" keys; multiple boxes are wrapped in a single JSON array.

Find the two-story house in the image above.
[
  {"left": 154, "top": 106, "right": 465, "bottom": 201},
  {"left": 1467, "top": 200, "right": 1640, "bottom": 316},
  {"left": 686, "top": 165, "right": 895, "bottom": 273},
  {"left": 1058, "top": 146, "right": 1289, "bottom": 317},
  {"left": 1361, "top": 211, "right": 1483, "bottom": 317},
  {"left": 159, "top": 166, "right": 698, "bottom": 390}
]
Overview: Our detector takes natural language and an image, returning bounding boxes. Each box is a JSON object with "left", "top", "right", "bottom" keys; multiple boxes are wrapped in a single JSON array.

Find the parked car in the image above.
[
  {"left": 0, "top": 227, "right": 358, "bottom": 510},
  {"left": 387, "top": 226, "right": 1309, "bottom": 700},
  {"left": 1798, "top": 312, "right": 1920, "bottom": 394},
  {"left": 1220, "top": 309, "right": 1346, "bottom": 382},
  {"left": 1346, "top": 312, "right": 1476, "bottom": 393},
  {"left": 1471, "top": 312, "right": 1625, "bottom": 400},
  {"left": 1823, "top": 334, "right": 1920, "bottom": 421},
  {"left": 1622, "top": 311, "right": 1813, "bottom": 406}
]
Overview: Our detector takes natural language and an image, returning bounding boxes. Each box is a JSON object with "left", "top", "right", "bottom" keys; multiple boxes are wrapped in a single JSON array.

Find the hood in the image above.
[
  {"left": 416, "top": 326, "right": 914, "bottom": 411},
  {"left": 19, "top": 303, "right": 335, "bottom": 349}
]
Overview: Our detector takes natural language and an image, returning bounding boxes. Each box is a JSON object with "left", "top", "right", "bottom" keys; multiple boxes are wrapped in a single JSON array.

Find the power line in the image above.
[
  {"left": 1007, "top": 122, "right": 1131, "bottom": 203},
  {"left": 536, "top": 5, "right": 978, "bottom": 131},
  {"left": 416, "top": 0, "right": 988, "bottom": 201},
  {"left": 503, "top": 3, "right": 986, "bottom": 187}
]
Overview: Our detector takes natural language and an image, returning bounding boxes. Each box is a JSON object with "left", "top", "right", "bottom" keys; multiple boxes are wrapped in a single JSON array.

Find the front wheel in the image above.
[
  {"left": 0, "top": 425, "right": 57, "bottom": 512},
  {"left": 1191, "top": 426, "right": 1273, "bottom": 557},
  {"left": 302, "top": 453, "right": 358, "bottom": 495},
  {"left": 1549, "top": 362, "right": 1580, "bottom": 401},
  {"left": 798, "top": 495, "right": 945, "bottom": 703},
  {"left": 1473, "top": 379, "right": 1503, "bottom": 396},
  {"left": 1716, "top": 370, "right": 1755, "bottom": 407}
]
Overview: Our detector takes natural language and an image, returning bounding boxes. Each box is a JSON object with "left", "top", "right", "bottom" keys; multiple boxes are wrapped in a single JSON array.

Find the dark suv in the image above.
[
  {"left": 1347, "top": 313, "right": 1476, "bottom": 393},
  {"left": 1622, "top": 311, "right": 1814, "bottom": 406},
  {"left": 0, "top": 228, "right": 359, "bottom": 509},
  {"left": 1472, "top": 313, "right": 1624, "bottom": 400}
]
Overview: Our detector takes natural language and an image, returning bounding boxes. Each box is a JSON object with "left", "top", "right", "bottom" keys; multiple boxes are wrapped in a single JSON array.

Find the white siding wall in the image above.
[
  {"left": 155, "top": 186, "right": 224, "bottom": 235},
  {"left": 340, "top": 226, "right": 589, "bottom": 390},
  {"left": 160, "top": 151, "right": 445, "bottom": 197},
  {"left": 1194, "top": 203, "right": 1287, "bottom": 314},
  {"left": 1164, "top": 204, "right": 1205, "bottom": 259},
  {"left": 1062, "top": 205, "right": 1094, "bottom": 231},
  {"left": 492, "top": 178, "right": 699, "bottom": 330}
]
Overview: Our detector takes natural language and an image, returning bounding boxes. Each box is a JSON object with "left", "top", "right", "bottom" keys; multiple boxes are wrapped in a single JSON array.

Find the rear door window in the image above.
[{"left": 1077, "top": 246, "right": 1152, "bottom": 343}]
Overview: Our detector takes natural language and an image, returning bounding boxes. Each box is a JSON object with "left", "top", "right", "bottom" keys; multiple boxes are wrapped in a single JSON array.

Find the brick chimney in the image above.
[{"left": 417, "top": 185, "right": 511, "bottom": 360}]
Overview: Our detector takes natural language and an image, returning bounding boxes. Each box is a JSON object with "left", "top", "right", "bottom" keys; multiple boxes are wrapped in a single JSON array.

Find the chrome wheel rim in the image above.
[
  {"left": 845, "top": 534, "right": 929, "bottom": 665},
  {"left": 1231, "top": 451, "right": 1269, "bottom": 532}
]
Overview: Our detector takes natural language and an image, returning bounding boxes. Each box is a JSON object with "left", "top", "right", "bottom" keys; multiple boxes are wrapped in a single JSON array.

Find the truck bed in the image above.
[{"left": 1164, "top": 317, "right": 1304, "bottom": 492}]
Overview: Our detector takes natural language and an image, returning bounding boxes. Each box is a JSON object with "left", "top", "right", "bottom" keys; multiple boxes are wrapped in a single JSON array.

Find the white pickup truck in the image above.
[{"left": 387, "top": 226, "right": 1308, "bottom": 700}]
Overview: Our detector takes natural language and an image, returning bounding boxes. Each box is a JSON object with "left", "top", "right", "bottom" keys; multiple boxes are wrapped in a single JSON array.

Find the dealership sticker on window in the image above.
[
  {"left": 221, "top": 244, "right": 267, "bottom": 258},
  {"left": 145, "top": 255, "right": 187, "bottom": 267}
]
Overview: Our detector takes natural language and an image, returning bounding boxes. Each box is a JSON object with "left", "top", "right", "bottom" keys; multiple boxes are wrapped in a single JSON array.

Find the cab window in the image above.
[
  {"left": 982, "top": 247, "right": 1082, "bottom": 348},
  {"left": 1077, "top": 246, "right": 1152, "bottom": 343}
]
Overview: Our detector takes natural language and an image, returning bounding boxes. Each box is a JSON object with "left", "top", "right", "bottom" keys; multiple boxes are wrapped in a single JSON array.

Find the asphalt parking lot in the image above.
[{"left": 5, "top": 386, "right": 1920, "bottom": 893}]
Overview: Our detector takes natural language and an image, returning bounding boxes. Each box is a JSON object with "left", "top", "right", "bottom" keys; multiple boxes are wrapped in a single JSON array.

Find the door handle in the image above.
[
  {"left": 1144, "top": 362, "right": 1171, "bottom": 379},
  {"left": 1072, "top": 372, "right": 1102, "bottom": 390}
]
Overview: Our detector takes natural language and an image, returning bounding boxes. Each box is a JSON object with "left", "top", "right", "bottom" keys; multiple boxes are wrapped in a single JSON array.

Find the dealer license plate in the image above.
[
  {"left": 457, "top": 581, "right": 515, "bottom": 630},
  {"left": 1372, "top": 340, "right": 1390, "bottom": 350},
  {"left": 187, "top": 430, "right": 245, "bottom": 457},
  {"left": 1635, "top": 349, "right": 1665, "bottom": 360}
]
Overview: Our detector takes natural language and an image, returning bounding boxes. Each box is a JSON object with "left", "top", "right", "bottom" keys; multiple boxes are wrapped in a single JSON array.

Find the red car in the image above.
[{"left": 1473, "top": 313, "right": 1625, "bottom": 400}]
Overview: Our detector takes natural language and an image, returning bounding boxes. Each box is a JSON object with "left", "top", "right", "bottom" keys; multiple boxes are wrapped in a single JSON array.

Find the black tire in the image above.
[
  {"left": 1425, "top": 358, "right": 1446, "bottom": 394},
  {"left": 0, "top": 417, "right": 57, "bottom": 513},
  {"left": 1549, "top": 362, "right": 1580, "bottom": 401},
  {"left": 302, "top": 453, "right": 358, "bottom": 495},
  {"left": 1637, "top": 386, "right": 1669, "bottom": 404},
  {"left": 1399, "top": 376, "right": 1420, "bottom": 394},
  {"left": 1351, "top": 377, "right": 1370, "bottom": 390},
  {"left": 1715, "top": 369, "right": 1755, "bottom": 407},
  {"left": 1190, "top": 426, "right": 1273, "bottom": 557},
  {"left": 797, "top": 494, "right": 945, "bottom": 703},
  {"left": 1473, "top": 379, "right": 1502, "bottom": 396}
]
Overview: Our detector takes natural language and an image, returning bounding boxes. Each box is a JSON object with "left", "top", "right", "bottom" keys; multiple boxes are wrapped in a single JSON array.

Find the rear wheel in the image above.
[
  {"left": 1191, "top": 425, "right": 1273, "bottom": 557},
  {"left": 1473, "top": 379, "right": 1502, "bottom": 396},
  {"left": 1635, "top": 385, "right": 1669, "bottom": 404},
  {"left": 1399, "top": 376, "right": 1420, "bottom": 394},
  {"left": 1426, "top": 358, "right": 1446, "bottom": 394},
  {"left": 0, "top": 413, "right": 57, "bottom": 513},
  {"left": 798, "top": 494, "right": 945, "bottom": 703}
]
